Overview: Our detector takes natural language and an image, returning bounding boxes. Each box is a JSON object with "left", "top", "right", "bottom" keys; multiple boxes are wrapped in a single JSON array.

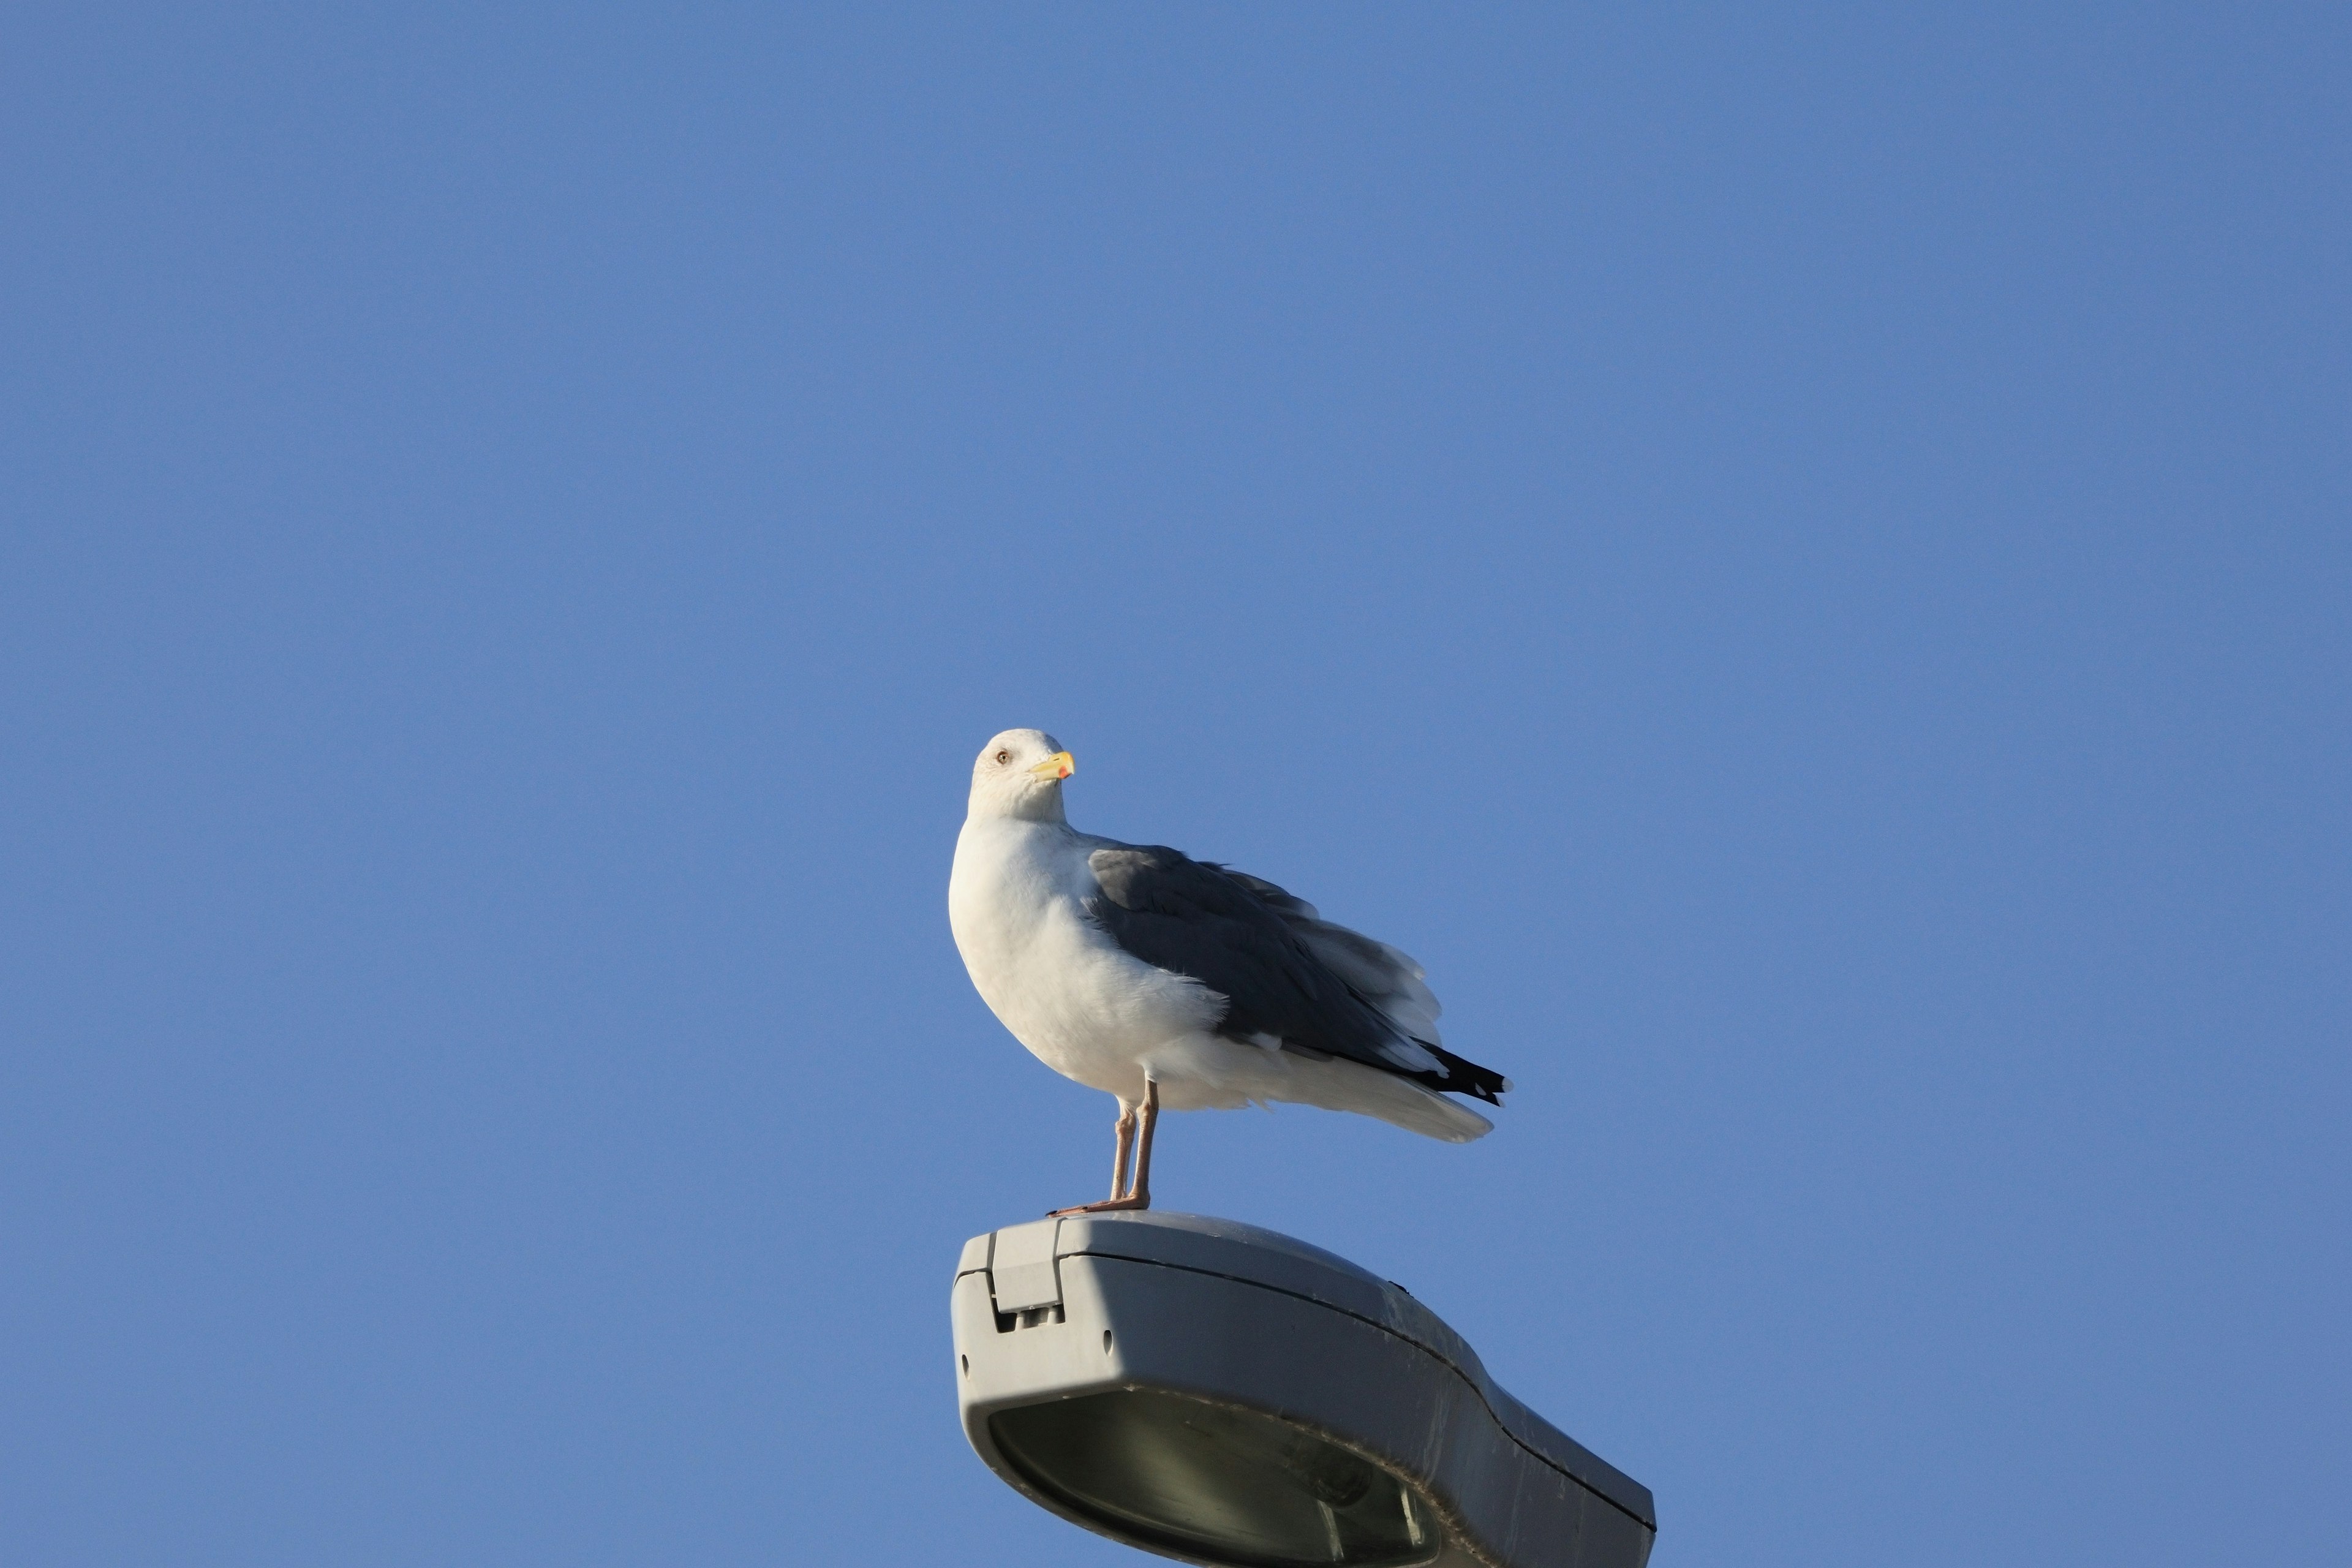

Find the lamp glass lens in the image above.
[{"left": 990, "top": 1389, "right": 1433, "bottom": 1567}]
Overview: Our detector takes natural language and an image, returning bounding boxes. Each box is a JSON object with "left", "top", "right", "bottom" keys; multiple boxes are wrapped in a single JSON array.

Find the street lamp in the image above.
[{"left": 952, "top": 1211, "right": 1655, "bottom": 1568}]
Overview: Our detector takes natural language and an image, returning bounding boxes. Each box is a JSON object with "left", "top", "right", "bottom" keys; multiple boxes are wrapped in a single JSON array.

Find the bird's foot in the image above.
[{"left": 1049, "top": 1194, "right": 1150, "bottom": 1217}]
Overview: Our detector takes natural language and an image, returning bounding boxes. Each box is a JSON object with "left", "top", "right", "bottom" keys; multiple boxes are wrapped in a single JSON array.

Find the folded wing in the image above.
[{"left": 1085, "top": 845, "right": 1509, "bottom": 1105}]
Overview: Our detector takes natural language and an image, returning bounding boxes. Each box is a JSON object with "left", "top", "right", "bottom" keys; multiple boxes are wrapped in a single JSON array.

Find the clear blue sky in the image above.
[{"left": 4, "top": 7, "right": 2345, "bottom": 1566}]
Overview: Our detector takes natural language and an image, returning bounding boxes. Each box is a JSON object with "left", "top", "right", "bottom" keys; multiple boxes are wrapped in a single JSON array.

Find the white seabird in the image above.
[{"left": 948, "top": 727, "right": 1510, "bottom": 1214}]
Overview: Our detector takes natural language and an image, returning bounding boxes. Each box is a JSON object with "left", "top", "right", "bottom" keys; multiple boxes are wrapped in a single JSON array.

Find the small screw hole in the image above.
[
  {"left": 959, "top": 1355, "right": 968, "bottom": 1376},
  {"left": 1102, "top": 1330, "right": 1113, "bottom": 1354}
]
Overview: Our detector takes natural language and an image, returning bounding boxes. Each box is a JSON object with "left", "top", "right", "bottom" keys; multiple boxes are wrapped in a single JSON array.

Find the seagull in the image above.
[{"left": 948, "top": 728, "right": 1509, "bottom": 1215}]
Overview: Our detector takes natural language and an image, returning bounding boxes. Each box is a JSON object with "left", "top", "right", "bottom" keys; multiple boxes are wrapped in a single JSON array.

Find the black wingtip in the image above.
[{"left": 1424, "top": 1042, "right": 1510, "bottom": 1106}]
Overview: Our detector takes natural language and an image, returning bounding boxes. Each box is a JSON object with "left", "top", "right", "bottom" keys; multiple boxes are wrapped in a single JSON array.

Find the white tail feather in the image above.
[{"left": 1272, "top": 1053, "right": 1494, "bottom": 1144}]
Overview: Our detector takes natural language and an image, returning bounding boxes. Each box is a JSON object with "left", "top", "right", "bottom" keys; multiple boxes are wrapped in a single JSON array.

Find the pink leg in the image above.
[
  {"left": 1051, "top": 1080, "right": 1159, "bottom": 1216},
  {"left": 1107, "top": 1104, "right": 1137, "bottom": 1198},
  {"left": 1127, "top": 1079, "right": 1159, "bottom": 1208}
]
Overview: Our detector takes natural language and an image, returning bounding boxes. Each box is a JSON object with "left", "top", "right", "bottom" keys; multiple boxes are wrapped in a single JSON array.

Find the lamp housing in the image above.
[{"left": 952, "top": 1210, "right": 1654, "bottom": 1568}]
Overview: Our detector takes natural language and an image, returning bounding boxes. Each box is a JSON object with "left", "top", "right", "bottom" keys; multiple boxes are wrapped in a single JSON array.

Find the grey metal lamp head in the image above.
[{"left": 952, "top": 1211, "right": 1654, "bottom": 1568}]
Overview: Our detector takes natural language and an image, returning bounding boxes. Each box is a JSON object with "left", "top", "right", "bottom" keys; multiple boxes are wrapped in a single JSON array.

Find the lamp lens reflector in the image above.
[{"left": 990, "top": 1389, "right": 1431, "bottom": 1567}]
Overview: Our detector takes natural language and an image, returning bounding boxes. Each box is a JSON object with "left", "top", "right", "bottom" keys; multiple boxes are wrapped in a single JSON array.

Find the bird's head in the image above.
[{"left": 967, "top": 728, "right": 1076, "bottom": 823}]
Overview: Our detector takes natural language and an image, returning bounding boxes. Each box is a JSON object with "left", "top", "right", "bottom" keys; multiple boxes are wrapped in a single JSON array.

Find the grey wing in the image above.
[
  {"left": 1222, "top": 869, "right": 1449, "bottom": 1050},
  {"left": 1087, "top": 845, "right": 1509, "bottom": 1104}
]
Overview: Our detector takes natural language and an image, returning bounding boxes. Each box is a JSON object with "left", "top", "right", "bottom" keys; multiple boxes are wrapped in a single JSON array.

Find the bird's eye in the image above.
[{"left": 995, "top": 750, "right": 1011, "bottom": 764}]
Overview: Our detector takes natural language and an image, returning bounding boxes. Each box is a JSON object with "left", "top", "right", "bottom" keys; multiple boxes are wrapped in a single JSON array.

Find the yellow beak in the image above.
[{"left": 1029, "top": 750, "right": 1076, "bottom": 781}]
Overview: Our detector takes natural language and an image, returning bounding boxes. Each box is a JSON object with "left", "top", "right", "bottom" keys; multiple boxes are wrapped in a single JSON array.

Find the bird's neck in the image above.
[{"left": 971, "top": 792, "right": 1067, "bottom": 826}]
